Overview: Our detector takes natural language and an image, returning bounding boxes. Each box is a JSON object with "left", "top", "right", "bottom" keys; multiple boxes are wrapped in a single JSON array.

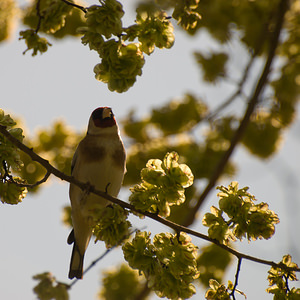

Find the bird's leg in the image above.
[{"left": 105, "top": 182, "right": 111, "bottom": 194}]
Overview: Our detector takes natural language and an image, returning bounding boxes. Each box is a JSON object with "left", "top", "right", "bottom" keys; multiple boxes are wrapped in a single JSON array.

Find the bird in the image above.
[{"left": 67, "top": 107, "right": 126, "bottom": 279}]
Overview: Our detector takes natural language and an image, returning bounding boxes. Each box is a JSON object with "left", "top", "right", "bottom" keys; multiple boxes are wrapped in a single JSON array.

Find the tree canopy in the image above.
[{"left": 1, "top": 0, "right": 300, "bottom": 299}]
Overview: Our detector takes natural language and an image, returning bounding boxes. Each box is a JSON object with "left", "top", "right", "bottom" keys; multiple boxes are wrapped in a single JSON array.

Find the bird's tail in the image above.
[{"left": 68, "top": 230, "right": 84, "bottom": 279}]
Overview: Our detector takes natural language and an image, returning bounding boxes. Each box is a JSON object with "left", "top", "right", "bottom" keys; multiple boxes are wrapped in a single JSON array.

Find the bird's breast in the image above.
[{"left": 74, "top": 137, "right": 125, "bottom": 197}]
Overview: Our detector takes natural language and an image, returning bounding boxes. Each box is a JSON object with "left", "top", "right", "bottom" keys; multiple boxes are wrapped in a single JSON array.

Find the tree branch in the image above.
[
  {"left": 0, "top": 124, "right": 299, "bottom": 274},
  {"left": 60, "top": 0, "right": 87, "bottom": 13},
  {"left": 182, "top": 0, "right": 290, "bottom": 227}
]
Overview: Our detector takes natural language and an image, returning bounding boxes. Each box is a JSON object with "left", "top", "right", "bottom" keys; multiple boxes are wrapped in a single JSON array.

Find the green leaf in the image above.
[
  {"left": 150, "top": 94, "right": 207, "bottom": 136},
  {"left": 19, "top": 30, "right": 52, "bottom": 56},
  {"left": 33, "top": 272, "right": 69, "bottom": 300},
  {"left": 242, "top": 111, "right": 282, "bottom": 158},
  {"left": 99, "top": 264, "right": 147, "bottom": 300},
  {"left": 197, "top": 243, "right": 232, "bottom": 287},
  {"left": 194, "top": 51, "right": 228, "bottom": 83}
]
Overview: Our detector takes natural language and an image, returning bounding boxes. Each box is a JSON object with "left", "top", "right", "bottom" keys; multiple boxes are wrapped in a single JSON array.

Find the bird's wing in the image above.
[
  {"left": 71, "top": 146, "right": 79, "bottom": 175},
  {"left": 67, "top": 229, "right": 75, "bottom": 245}
]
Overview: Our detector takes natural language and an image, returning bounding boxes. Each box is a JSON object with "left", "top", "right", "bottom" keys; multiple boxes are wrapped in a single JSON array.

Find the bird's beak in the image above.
[{"left": 102, "top": 107, "right": 112, "bottom": 119}]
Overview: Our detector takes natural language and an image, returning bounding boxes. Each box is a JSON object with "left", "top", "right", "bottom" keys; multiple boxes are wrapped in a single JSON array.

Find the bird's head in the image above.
[{"left": 87, "top": 107, "right": 118, "bottom": 134}]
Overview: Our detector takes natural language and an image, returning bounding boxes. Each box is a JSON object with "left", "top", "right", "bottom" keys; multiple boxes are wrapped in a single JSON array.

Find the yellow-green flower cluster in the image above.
[
  {"left": 267, "top": 255, "right": 300, "bottom": 298},
  {"left": 203, "top": 181, "right": 279, "bottom": 244},
  {"left": 23, "top": 0, "right": 73, "bottom": 34},
  {"left": 125, "top": 3, "right": 175, "bottom": 55},
  {"left": 94, "top": 40, "right": 145, "bottom": 93},
  {"left": 19, "top": 30, "right": 51, "bottom": 56},
  {"left": 92, "top": 204, "right": 131, "bottom": 248},
  {"left": 123, "top": 231, "right": 199, "bottom": 299},
  {"left": 129, "top": 152, "right": 194, "bottom": 217}
]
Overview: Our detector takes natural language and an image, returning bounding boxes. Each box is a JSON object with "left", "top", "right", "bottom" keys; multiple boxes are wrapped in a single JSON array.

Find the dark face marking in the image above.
[{"left": 92, "top": 107, "right": 116, "bottom": 128}]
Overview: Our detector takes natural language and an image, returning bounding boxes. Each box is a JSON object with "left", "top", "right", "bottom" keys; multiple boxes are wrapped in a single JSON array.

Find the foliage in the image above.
[
  {"left": 92, "top": 204, "right": 132, "bottom": 248},
  {"left": 1, "top": 0, "right": 300, "bottom": 299},
  {"left": 267, "top": 255, "right": 300, "bottom": 299},
  {"left": 122, "top": 93, "right": 235, "bottom": 189},
  {"left": 197, "top": 243, "right": 232, "bottom": 287},
  {"left": 19, "top": 29, "right": 52, "bottom": 56},
  {"left": 22, "top": 0, "right": 86, "bottom": 37},
  {"left": 124, "top": 2, "right": 175, "bottom": 55},
  {"left": 194, "top": 51, "right": 228, "bottom": 83},
  {"left": 204, "top": 279, "right": 246, "bottom": 300},
  {"left": 203, "top": 181, "right": 280, "bottom": 244},
  {"left": 17, "top": 0, "right": 181, "bottom": 92},
  {"left": 242, "top": 111, "right": 282, "bottom": 158},
  {"left": 129, "top": 151, "right": 194, "bottom": 217},
  {"left": 0, "top": 110, "right": 24, "bottom": 171},
  {"left": 205, "top": 279, "right": 232, "bottom": 300},
  {"left": 123, "top": 231, "right": 199, "bottom": 299},
  {"left": 0, "top": 110, "right": 27, "bottom": 204},
  {"left": 99, "top": 264, "right": 147, "bottom": 300},
  {"left": 33, "top": 272, "right": 69, "bottom": 300},
  {"left": 0, "top": 0, "right": 18, "bottom": 42}
]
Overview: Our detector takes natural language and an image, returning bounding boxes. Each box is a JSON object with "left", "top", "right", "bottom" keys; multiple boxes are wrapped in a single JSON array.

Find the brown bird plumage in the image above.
[{"left": 68, "top": 107, "right": 126, "bottom": 279}]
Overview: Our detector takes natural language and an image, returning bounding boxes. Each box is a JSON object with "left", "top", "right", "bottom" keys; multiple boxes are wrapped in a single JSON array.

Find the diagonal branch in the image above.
[
  {"left": 0, "top": 124, "right": 299, "bottom": 274},
  {"left": 182, "top": 0, "right": 290, "bottom": 227}
]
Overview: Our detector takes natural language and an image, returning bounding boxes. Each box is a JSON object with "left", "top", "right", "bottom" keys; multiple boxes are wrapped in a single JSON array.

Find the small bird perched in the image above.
[{"left": 67, "top": 107, "right": 126, "bottom": 279}]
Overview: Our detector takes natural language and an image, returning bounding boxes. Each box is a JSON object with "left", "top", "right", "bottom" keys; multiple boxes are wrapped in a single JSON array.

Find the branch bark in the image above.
[{"left": 182, "top": 0, "right": 290, "bottom": 227}]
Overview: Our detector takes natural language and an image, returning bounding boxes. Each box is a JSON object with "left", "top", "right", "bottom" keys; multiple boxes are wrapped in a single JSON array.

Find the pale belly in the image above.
[{"left": 71, "top": 156, "right": 125, "bottom": 219}]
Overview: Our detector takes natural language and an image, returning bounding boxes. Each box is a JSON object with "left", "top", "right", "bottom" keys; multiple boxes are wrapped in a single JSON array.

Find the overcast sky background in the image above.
[{"left": 1, "top": 1, "right": 300, "bottom": 299}]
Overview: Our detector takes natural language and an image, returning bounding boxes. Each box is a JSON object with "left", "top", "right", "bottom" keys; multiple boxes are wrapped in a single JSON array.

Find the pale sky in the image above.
[{"left": 1, "top": 1, "right": 300, "bottom": 299}]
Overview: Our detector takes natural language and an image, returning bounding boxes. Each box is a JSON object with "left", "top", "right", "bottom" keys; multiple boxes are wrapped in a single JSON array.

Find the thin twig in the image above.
[
  {"left": 182, "top": 0, "right": 290, "bottom": 227},
  {"left": 0, "top": 124, "right": 299, "bottom": 274},
  {"left": 60, "top": 0, "right": 87, "bottom": 13},
  {"left": 284, "top": 274, "right": 291, "bottom": 292},
  {"left": 2, "top": 166, "right": 51, "bottom": 189},
  {"left": 35, "top": 0, "right": 43, "bottom": 33},
  {"left": 68, "top": 248, "right": 111, "bottom": 288},
  {"left": 206, "top": 53, "right": 256, "bottom": 122},
  {"left": 230, "top": 258, "right": 242, "bottom": 299}
]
